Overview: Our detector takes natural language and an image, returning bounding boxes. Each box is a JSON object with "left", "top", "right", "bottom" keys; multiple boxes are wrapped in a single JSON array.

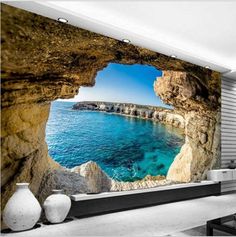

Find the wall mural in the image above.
[{"left": 1, "top": 3, "right": 221, "bottom": 213}]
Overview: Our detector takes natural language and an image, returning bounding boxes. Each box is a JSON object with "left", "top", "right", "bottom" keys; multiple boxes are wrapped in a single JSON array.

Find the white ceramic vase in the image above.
[
  {"left": 3, "top": 183, "right": 42, "bottom": 231},
  {"left": 43, "top": 190, "right": 71, "bottom": 223}
]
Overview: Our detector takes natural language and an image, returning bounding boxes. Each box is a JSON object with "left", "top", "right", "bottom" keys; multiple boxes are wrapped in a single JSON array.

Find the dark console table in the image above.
[
  {"left": 206, "top": 214, "right": 236, "bottom": 236},
  {"left": 69, "top": 182, "right": 220, "bottom": 218}
]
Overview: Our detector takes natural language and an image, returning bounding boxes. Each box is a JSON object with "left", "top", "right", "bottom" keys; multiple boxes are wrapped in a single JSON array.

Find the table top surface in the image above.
[{"left": 208, "top": 214, "right": 236, "bottom": 230}]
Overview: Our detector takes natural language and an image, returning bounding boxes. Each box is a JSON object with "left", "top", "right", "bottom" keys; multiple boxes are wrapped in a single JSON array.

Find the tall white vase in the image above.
[
  {"left": 43, "top": 190, "right": 71, "bottom": 223},
  {"left": 3, "top": 183, "right": 42, "bottom": 231}
]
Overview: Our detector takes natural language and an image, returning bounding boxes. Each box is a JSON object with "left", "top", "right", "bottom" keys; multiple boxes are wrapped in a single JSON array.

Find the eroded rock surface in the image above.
[
  {"left": 154, "top": 71, "right": 221, "bottom": 182},
  {"left": 1, "top": 102, "right": 60, "bottom": 210},
  {"left": 110, "top": 175, "right": 174, "bottom": 191},
  {"left": 37, "top": 168, "right": 88, "bottom": 203},
  {"left": 71, "top": 161, "right": 112, "bottom": 193},
  {"left": 1, "top": 4, "right": 213, "bottom": 109},
  {"left": 70, "top": 161, "right": 175, "bottom": 192}
]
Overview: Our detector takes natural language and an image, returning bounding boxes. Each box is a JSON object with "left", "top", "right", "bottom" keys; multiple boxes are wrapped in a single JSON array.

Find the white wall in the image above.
[{"left": 221, "top": 76, "right": 236, "bottom": 192}]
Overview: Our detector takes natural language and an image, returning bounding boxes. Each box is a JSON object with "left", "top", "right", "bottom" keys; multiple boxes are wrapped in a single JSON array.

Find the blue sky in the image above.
[{"left": 61, "top": 63, "right": 170, "bottom": 108}]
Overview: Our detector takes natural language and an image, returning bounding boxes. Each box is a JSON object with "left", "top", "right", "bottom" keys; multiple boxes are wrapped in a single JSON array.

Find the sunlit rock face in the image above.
[
  {"left": 70, "top": 161, "right": 175, "bottom": 193},
  {"left": 73, "top": 101, "right": 185, "bottom": 129},
  {"left": 71, "top": 161, "right": 112, "bottom": 193},
  {"left": 110, "top": 175, "right": 174, "bottom": 192},
  {"left": 154, "top": 71, "right": 221, "bottom": 182},
  {"left": 1, "top": 103, "right": 60, "bottom": 209},
  {"left": 1, "top": 3, "right": 220, "bottom": 211},
  {"left": 154, "top": 71, "right": 220, "bottom": 113}
]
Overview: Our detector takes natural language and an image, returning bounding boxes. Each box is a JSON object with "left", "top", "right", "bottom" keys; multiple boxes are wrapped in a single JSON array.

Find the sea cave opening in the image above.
[
  {"left": 1, "top": 3, "right": 221, "bottom": 216},
  {"left": 46, "top": 63, "right": 185, "bottom": 188}
]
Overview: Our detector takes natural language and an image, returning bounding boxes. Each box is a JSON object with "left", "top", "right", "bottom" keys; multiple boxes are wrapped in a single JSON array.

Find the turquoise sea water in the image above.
[{"left": 46, "top": 101, "right": 184, "bottom": 182}]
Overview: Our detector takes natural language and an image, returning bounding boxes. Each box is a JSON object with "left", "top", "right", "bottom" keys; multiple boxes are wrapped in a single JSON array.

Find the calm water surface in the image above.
[{"left": 46, "top": 101, "right": 184, "bottom": 181}]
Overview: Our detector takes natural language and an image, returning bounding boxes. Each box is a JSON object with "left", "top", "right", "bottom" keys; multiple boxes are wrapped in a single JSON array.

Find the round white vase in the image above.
[
  {"left": 3, "top": 183, "right": 42, "bottom": 231},
  {"left": 43, "top": 190, "right": 71, "bottom": 223}
]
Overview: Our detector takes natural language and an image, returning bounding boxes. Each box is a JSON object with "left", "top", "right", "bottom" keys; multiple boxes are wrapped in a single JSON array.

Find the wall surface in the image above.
[
  {"left": 1, "top": 4, "right": 221, "bottom": 211},
  {"left": 221, "top": 76, "right": 236, "bottom": 192}
]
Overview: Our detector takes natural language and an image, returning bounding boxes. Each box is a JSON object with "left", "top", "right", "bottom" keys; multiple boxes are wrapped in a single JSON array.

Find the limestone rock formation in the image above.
[
  {"left": 166, "top": 142, "right": 193, "bottom": 182},
  {"left": 70, "top": 161, "right": 175, "bottom": 192},
  {"left": 154, "top": 72, "right": 221, "bottom": 182},
  {"left": 73, "top": 101, "right": 185, "bottom": 129},
  {"left": 71, "top": 161, "right": 112, "bottom": 193},
  {"left": 1, "top": 3, "right": 220, "bottom": 212},
  {"left": 1, "top": 4, "right": 213, "bottom": 108},
  {"left": 1, "top": 102, "right": 60, "bottom": 210},
  {"left": 154, "top": 71, "right": 220, "bottom": 113},
  {"left": 37, "top": 168, "right": 88, "bottom": 203},
  {"left": 110, "top": 175, "right": 173, "bottom": 191}
]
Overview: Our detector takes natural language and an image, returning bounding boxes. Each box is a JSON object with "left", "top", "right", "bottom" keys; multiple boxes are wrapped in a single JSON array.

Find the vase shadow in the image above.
[
  {"left": 1, "top": 223, "right": 42, "bottom": 234},
  {"left": 43, "top": 217, "right": 74, "bottom": 225}
]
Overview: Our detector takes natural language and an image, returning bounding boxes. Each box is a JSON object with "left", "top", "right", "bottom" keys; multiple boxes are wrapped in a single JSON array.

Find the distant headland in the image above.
[{"left": 73, "top": 101, "right": 185, "bottom": 129}]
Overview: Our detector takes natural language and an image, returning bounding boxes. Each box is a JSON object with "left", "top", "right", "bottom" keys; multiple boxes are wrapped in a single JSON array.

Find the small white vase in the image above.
[
  {"left": 3, "top": 183, "right": 42, "bottom": 231},
  {"left": 43, "top": 190, "right": 71, "bottom": 223}
]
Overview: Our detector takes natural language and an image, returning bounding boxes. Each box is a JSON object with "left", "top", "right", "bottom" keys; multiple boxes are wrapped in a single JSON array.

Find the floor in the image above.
[
  {"left": 2, "top": 193, "right": 236, "bottom": 236},
  {"left": 170, "top": 225, "right": 232, "bottom": 236}
]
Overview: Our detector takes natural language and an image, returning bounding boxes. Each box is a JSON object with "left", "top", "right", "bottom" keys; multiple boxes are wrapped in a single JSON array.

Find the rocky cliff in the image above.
[
  {"left": 154, "top": 71, "right": 221, "bottom": 182},
  {"left": 1, "top": 3, "right": 220, "bottom": 212},
  {"left": 73, "top": 101, "right": 185, "bottom": 129}
]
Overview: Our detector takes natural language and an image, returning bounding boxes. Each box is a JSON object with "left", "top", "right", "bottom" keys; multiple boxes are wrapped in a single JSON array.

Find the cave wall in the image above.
[
  {"left": 154, "top": 71, "right": 221, "bottom": 182},
  {"left": 1, "top": 4, "right": 221, "bottom": 210},
  {"left": 1, "top": 102, "right": 61, "bottom": 210}
]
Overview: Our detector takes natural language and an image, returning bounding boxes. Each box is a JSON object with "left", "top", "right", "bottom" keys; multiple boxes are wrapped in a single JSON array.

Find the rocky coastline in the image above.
[
  {"left": 71, "top": 161, "right": 176, "bottom": 192},
  {"left": 38, "top": 161, "right": 177, "bottom": 200},
  {"left": 73, "top": 101, "right": 185, "bottom": 130}
]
